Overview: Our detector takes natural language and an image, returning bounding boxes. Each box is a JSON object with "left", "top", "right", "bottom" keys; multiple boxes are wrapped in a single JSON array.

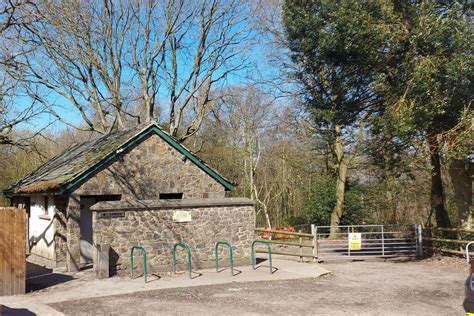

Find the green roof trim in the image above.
[{"left": 60, "top": 124, "right": 234, "bottom": 193}]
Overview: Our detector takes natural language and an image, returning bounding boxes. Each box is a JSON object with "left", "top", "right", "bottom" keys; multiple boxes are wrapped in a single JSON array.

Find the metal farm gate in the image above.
[
  {"left": 311, "top": 225, "right": 422, "bottom": 260},
  {"left": 0, "top": 207, "right": 26, "bottom": 296}
]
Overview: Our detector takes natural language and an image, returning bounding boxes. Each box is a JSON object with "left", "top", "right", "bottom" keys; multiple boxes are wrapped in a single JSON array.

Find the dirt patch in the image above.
[
  {"left": 50, "top": 258, "right": 467, "bottom": 315},
  {"left": 417, "top": 254, "right": 467, "bottom": 271}
]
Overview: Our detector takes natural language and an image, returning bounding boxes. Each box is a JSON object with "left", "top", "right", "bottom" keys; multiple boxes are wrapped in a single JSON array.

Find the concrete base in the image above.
[
  {"left": 27, "top": 253, "right": 62, "bottom": 269},
  {"left": 123, "top": 257, "right": 251, "bottom": 276},
  {"left": 0, "top": 259, "right": 329, "bottom": 315}
]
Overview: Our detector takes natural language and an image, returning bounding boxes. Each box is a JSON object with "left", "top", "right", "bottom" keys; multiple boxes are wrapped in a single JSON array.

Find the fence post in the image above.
[
  {"left": 347, "top": 226, "right": 351, "bottom": 257},
  {"left": 381, "top": 225, "right": 385, "bottom": 256},
  {"left": 311, "top": 224, "right": 318, "bottom": 261},
  {"left": 415, "top": 224, "right": 423, "bottom": 258},
  {"left": 298, "top": 230, "right": 303, "bottom": 262}
]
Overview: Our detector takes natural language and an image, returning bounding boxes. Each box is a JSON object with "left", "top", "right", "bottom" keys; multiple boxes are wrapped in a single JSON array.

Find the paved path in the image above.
[
  {"left": 52, "top": 258, "right": 468, "bottom": 315},
  {"left": 0, "top": 259, "right": 329, "bottom": 315}
]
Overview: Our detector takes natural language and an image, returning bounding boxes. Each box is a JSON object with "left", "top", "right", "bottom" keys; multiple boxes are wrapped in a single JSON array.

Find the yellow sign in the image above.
[
  {"left": 349, "top": 233, "right": 362, "bottom": 251},
  {"left": 173, "top": 210, "right": 192, "bottom": 222}
]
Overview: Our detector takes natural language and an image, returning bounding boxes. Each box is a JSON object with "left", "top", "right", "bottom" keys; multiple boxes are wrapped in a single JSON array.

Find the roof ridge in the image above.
[{"left": 4, "top": 121, "right": 234, "bottom": 195}]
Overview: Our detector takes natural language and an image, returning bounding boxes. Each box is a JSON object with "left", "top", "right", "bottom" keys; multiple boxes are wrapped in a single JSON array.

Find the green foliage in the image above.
[
  {"left": 282, "top": 1, "right": 399, "bottom": 228},
  {"left": 381, "top": 1, "right": 473, "bottom": 141},
  {"left": 284, "top": 215, "right": 307, "bottom": 227},
  {"left": 302, "top": 174, "right": 335, "bottom": 225},
  {"left": 283, "top": 0, "right": 472, "bottom": 229},
  {"left": 283, "top": 0, "right": 397, "bottom": 126},
  {"left": 301, "top": 174, "right": 366, "bottom": 226}
]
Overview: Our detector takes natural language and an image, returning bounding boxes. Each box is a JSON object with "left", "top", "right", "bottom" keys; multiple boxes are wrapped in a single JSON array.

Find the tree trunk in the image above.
[
  {"left": 428, "top": 137, "right": 451, "bottom": 228},
  {"left": 448, "top": 158, "right": 472, "bottom": 229},
  {"left": 384, "top": 170, "right": 397, "bottom": 224},
  {"left": 330, "top": 160, "right": 348, "bottom": 237},
  {"left": 329, "top": 125, "right": 347, "bottom": 237},
  {"left": 263, "top": 204, "right": 272, "bottom": 230}
]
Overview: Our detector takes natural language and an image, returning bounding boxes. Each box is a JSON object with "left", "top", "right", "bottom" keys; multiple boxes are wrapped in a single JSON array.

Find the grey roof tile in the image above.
[
  {"left": 4, "top": 125, "right": 145, "bottom": 194},
  {"left": 4, "top": 122, "right": 234, "bottom": 195}
]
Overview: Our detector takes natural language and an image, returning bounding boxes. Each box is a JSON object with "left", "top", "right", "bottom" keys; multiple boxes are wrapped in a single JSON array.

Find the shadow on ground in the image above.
[
  {"left": 0, "top": 306, "right": 36, "bottom": 316},
  {"left": 26, "top": 262, "right": 75, "bottom": 292}
]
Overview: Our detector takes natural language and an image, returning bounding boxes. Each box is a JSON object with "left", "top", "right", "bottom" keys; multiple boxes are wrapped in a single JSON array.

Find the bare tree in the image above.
[
  {"left": 14, "top": 0, "right": 252, "bottom": 137},
  {"left": 17, "top": 0, "right": 134, "bottom": 133},
  {"left": 1, "top": 0, "right": 47, "bottom": 146},
  {"left": 128, "top": 0, "right": 252, "bottom": 140},
  {"left": 210, "top": 86, "right": 278, "bottom": 227},
  {"left": 0, "top": 82, "right": 46, "bottom": 146},
  {"left": 0, "top": 0, "right": 36, "bottom": 35}
]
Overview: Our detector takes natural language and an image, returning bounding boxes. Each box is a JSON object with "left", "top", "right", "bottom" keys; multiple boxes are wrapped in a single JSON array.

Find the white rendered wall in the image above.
[{"left": 29, "top": 195, "right": 55, "bottom": 261}]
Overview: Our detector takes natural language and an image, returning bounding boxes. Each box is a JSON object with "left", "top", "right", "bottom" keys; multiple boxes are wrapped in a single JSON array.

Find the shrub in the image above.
[{"left": 301, "top": 174, "right": 366, "bottom": 226}]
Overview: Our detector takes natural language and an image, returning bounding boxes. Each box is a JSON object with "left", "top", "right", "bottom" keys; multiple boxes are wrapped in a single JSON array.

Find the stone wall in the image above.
[
  {"left": 60, "top": 133, "right": 230, "bottom": 271},
  {"left": 72, "top": 133, "right": 226, "bottom": 200},
  {"left": 90, "top": 198, "right": 255, "bottom": 275},
  {"left": 16, "top": 132, "right": 232, "bottom": 272},
  {"left": 65, "top": 196, "right": 82, "bottom": 271},
  {"left": 53, "top": 194, "right": 68, "bottom": 267}
]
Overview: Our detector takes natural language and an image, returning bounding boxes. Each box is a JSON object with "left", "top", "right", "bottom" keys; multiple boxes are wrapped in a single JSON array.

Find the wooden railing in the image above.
[
  {"left": 423, "top": 227, "right": 474, "bottom": 256},
  {"left": 254, "top": 228, "right": 315, "bottom": 261}
]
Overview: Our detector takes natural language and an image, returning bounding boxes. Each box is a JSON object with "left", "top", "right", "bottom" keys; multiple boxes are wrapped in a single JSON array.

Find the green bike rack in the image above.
[
  {"left": 214, "top": 240, "right": 234, "bottom": 275},
  {"left": 130, "top": 245, "right": 147, "bottom": 282},
  {"left": 172, "top": 242, "right": 192, "bottom": 279},
  {"left": 251, "top": 240, "right": 273, "bottom": 274}
]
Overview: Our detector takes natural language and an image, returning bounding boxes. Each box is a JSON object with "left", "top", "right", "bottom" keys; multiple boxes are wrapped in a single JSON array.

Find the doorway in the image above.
[{"left": 79, "top": 195, "right": 121, "bottom": 265}]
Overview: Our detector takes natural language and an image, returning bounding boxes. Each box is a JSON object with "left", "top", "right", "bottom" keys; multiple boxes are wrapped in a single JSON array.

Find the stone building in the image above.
[{"left": 4, "top": 122, "right": 254, "bottom": 273}]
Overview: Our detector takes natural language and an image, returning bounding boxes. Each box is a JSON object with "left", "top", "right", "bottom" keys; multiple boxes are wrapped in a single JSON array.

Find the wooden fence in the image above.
[
  {"left": 423, "top": 227, "right": 474, "bottom": 256},
  {"left": 0, "top": 207, "right": 26, "bottom": 296},
  {"left": 255, "top": 228, "right": 315, "bottom": 261}
]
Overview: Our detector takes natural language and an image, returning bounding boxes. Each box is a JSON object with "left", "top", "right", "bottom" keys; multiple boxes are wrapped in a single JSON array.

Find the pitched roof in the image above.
[{"left": 4, "top": 122, "right": 233, "bottom": 195}]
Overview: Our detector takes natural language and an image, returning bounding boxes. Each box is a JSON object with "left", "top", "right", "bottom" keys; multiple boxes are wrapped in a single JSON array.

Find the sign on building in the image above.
[
  {"left": 98, "top": 211, "right": 125, "bottom": 219},
  {"left": 173, "top": 210, "right": 192, "bottom": 222},
  {"left": 349, "top": 232, "right": 362, "bottom": 251}
]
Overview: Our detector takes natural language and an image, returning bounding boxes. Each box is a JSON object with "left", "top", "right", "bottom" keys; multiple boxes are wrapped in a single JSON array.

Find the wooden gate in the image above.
[{"left": 0, "top": 207, "right": 26, "bottom": 296}]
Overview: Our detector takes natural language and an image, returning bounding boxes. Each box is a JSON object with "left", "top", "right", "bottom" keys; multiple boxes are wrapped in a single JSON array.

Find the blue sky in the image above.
[{"left": 14, "top": 14, "right": 289, "bottom": 137}]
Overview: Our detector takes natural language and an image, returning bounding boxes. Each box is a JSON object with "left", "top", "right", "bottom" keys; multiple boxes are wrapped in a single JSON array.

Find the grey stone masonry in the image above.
[
  {"left": 91, "top": 198, "right": 255, "bottom": 275},
  {"left": 73, "top": 134, "right": 226, "bottom": 199},
  {"left": 57, "top": 133, "right": 229, "bottom": 271}
]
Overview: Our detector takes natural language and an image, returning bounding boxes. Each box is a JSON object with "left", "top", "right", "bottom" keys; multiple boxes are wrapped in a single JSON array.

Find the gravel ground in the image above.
[{"left": 50, "top": 257, "right": 468, "bottom": 316}]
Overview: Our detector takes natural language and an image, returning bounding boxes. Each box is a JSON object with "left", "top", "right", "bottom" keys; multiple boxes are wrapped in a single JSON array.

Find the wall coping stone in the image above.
[{"left": 90, "top": 197, "right": 254, "bottom": 211}]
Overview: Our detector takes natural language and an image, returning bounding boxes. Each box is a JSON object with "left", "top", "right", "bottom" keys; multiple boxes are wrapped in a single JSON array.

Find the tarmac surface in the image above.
[
  {"left": 50, "top": 257, "right": 467, "bottom": 315},
  {"left": 0, "top": 258, "right": 329, "bottom": 315}
]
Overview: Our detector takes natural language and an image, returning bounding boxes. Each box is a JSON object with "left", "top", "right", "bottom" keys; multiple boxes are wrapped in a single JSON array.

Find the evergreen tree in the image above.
[
  {"left": 381, "top": 1, "right": 473, "bottom": 228},
  {"left": 283, "top": 0, "right": 396, "bottom": 235}
]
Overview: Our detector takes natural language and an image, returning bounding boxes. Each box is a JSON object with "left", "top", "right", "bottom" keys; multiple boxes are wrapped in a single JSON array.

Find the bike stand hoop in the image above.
[
  {"left": 130, "top": 245, "right": 147, "bottom": 282},
  {"left": 251, "top": 240, "right": 273, "bottom": 274},
  {"left": 172, "top": 242, "right": 192, "bottom": 279},
  {"left": 214, "top": 240, "right": 234, "bottom": 276}
]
